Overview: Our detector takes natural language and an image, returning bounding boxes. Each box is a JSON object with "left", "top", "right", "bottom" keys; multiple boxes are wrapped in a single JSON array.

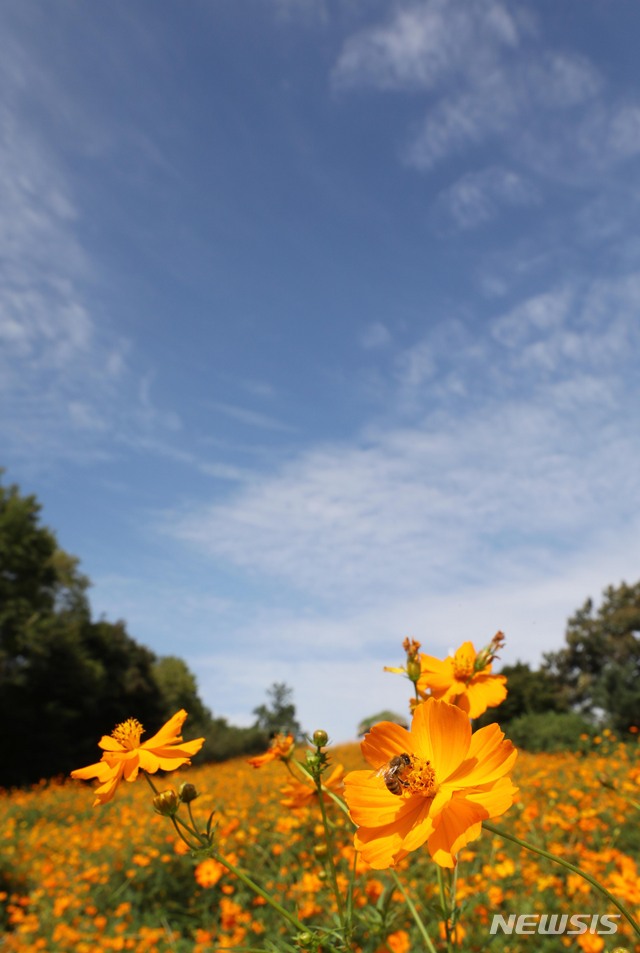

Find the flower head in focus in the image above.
[
  {"left": 70, "top": 710, "right": 205, "bottom": 806},
  {"left": 344, "top": 697, "right": 518, "bottom": 869},
  {"left": 247, "top": 732, "right": 295, "bottom": 768},
  {"left": 417, "top": 633, "right": 507, "bottom": 719}
]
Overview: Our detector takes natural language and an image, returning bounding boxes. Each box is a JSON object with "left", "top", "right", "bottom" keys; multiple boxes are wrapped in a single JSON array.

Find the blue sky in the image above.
[{"left": 2, "top": 0, "right": 640, "bottom": 742}]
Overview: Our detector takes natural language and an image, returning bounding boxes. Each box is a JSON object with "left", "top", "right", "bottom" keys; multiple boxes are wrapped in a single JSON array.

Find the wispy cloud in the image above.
[
  {"left": 164, "top": 272, "right": 640, "bottom": 737},
  {"left": 360, "top": 321, "right": 392, "bottom": 350},
  {"left": 404, "top": 51, "right": 604, "bottom": 174},
  {"left": 434, "top": 166, "right": 539, "bottom": 231},
  {"left": 0, "top": 23, "right": 117, "bottom": 462},
  {"left": 210, "top": 401, "right": 296, "bottom": 433},
  {"left": 332, "top": 0, "right": 523, "bottom": 93},
  {"left": 0, "top": 13, "right": 189, "bottom": 472},
  {"left": 333, "top": 0, "right": 637, "bottom": 200},
  {"left": 0, "top": 89, "right": 128, "bottom": 465},
  {"left": 166, "top": 272, "right": 640, "bottom": 637}
]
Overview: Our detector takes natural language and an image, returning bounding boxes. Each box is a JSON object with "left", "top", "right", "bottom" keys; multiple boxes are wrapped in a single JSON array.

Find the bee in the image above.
[{"left": 377, "top": 753, "right": 412, "bottom": 796}]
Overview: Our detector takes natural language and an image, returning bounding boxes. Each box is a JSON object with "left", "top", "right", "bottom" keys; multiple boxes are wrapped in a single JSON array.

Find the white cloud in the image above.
[
  {"left": 525, "top": 51, "right": 602, "bottom": 108},
  {"left": 158, "top": 270, "right": 640, "bottom": 737},
  {"left": 332, "top": 0, "right": 522, "bottom": 92},
  {"left": 333, "top": 0, "right": 638, "bottom": 194},
  {"left": 210, "top": 401, "right": 296, "bottom": 433},
  {"left": 435, "top": 166, "right": 539, "bottom": 230},
  {"left": 273, "top": 0, "right": 328, "bottom": 25},
  {"left": 405, "top": 71, "right": 520, "bottom": 170},
  {"left": 187, "top": 530, "right": 640, "bottom": 742},
  {"left": 167, "top": 273, "right": 640, "bottom": 613},
  {"left": 360, "top": 321, "right": 392, "bottom": 350},
  {"left": 0, "top": 18, "right": 185, "bottom": 471},
  {"left": 491, "top": 289, "right": 572, "bottom": 349}
]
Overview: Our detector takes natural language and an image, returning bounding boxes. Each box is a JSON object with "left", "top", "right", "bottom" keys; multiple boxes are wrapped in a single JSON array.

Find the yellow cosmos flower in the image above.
[
  {"left": 344, "top": 697, "right": 518, "bottom": 869},
  {"left": 246, "top": 732, "right": 295, "bottom": 768},
  {"left": 417, "top": 638, "right": 507, "bottom": 718},
  {"left": 70, "top": 709, "right": 204, "bottom": 806}
]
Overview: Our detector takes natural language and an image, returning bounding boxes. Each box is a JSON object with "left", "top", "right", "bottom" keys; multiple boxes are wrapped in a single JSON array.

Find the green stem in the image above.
[
  {"left": 436, "top": 867, "right": 453, "bottom": 952},
  {"left": 389, "top": 869, "right": 438, "bottom": 953},
  {"left": 211, "top": 850, "right": 344, "bottom": 953},
  {"left": 210, "top": 850, "right": 308, "bottom": 934},
  {"left": 294, "top": 758, "right": 351, "bottom": 816},
  {"left": 483, "top": 821, "right": 640, "bottom": 939},
  {"left": 141, "top": 773, "right": 340, "bottom": 951},
  {"left": 449, "top": 863, "right": 459, "bottom": 929},
  {"left": 313, "top": 769, "right": 347, "bottom": 936},
  {"left": 141, "top": 772, "right": 203, "bottom": 850}
]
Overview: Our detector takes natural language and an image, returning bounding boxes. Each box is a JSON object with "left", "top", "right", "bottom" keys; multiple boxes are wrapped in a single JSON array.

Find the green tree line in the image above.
[
  {"left": 474, "top": 581, "right": 640, "bottom": 749},
  {"left": 0, "top": 475, "right": 301, "bottom": 788}
]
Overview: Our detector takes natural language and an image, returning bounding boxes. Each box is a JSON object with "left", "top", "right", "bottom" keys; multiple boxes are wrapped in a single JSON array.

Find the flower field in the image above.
[{"left": 1, "top": 733, "right": 639, "bottom": 953}]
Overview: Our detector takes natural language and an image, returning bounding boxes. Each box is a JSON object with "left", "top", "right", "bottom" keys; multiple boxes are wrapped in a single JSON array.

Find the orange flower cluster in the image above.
[{"left": 1, "top": 733, "right": 639, "bottom": 951}]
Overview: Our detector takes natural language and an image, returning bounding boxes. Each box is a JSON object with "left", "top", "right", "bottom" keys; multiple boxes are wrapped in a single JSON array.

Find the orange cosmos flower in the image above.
[
  {"left": 279, "top": 764, "right": 345, "bottom": 809},
  {"left": 246, "top": 732, "right": 295, "bottom": 768},
  {"left": 344, "top": 697, "right": 518, "bottom": 869},
  {"left": 70, "top": 709, "right": 204, "bottom": 806},
  {"left": 417, "top": 635, "right": 507, "bottom": 718},
  {"left": 194, "top": 855, "right": 236, "bottom": 889}
]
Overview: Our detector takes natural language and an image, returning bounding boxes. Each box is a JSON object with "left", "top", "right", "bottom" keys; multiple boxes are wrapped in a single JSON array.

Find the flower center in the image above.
[
  {"left": 452, "top": 644, "right": 475, "bottom": 682},
  {"left": 405, "top": 755, "right": 438, "bottom": 798},
  {"left": 111, "top": 717, "right": 144, "bottom": 749}
]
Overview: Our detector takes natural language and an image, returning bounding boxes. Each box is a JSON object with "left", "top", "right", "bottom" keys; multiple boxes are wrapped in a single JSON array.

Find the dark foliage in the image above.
[{"left": 0, "top": 475, "right": 291, "bottom": 787}]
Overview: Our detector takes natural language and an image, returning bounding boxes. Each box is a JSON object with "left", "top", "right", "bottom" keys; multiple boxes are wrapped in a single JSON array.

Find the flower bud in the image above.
[
  {"left": 406, "top": 659, "right": 421, "bottom": 682},
  {"left": 312, "top": 729, "right": 329, "bottom": 748},
  {"left": 152, "top": 789, "right": 179, "bottom": 816},
  {"left": 179, "top": 782, "right": 199, "bottom": 803}
]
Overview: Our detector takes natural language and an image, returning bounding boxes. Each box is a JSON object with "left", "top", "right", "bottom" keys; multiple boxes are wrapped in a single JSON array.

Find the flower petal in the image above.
[
  {"left": 446, "top": 724, "right": 517, "bottom": 788},
  {"left": 464, "top": 673, "right": 507, "bottom": 718},
  {"left": 345, "top": 770, "right": 412, "bottom": 826},
  {"left": 141, "top": 709, "right": 188, "bottom": 749},
  {"left": 90, "top": 764, "right": 125, "bottom": 805},
  {"left": 354, "top": 824, "right": 405, "bottom": 869},
  {"left": 427, "top": 794, "right": 489, "bottom": 867},
  {"left": 417, "top": 655, "right": 454, "bottom": 695},
  {"left": 466, "top": 776, "right": 519, "bottom": 818},
  {"left": 360, "top": 722, "right": 415, "bottom": 769},
  {"left": 354, "top": 795, "right": 436, "bottom": 869},
  {"left": 70, "top": 760, "right": 113, "bottom": 782},
  {"left": 412, "top": 699, "right": 471, "bottom": 780},
  {"left": 98, "top": 736, "right": 126, "bottom": 752},
  {"left": 122, "top": 754, "right": 140, "bottom": 781}
]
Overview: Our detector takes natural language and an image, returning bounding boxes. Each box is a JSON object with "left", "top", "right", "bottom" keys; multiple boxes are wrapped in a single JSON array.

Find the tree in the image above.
[
  {"left": 473, "top": 661, "right": 568, "bottom": 729},
  {"left": 0, "top": 475, "right": 167, "bottom": 785},
  {"left": 0, "top": 474, "right": 306, "bottom": 784},
  {"left": 253, "top": 682, "right": 303, "bottom": 740},
  {"left": 0, "top": 477, "right": 90, "bottom": 661},
  {"left": 543, "top": 581, "right": 640, "bottom": 732},
  {"left": 357, "top": 710, "right": 408, "bottom": 736}
]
